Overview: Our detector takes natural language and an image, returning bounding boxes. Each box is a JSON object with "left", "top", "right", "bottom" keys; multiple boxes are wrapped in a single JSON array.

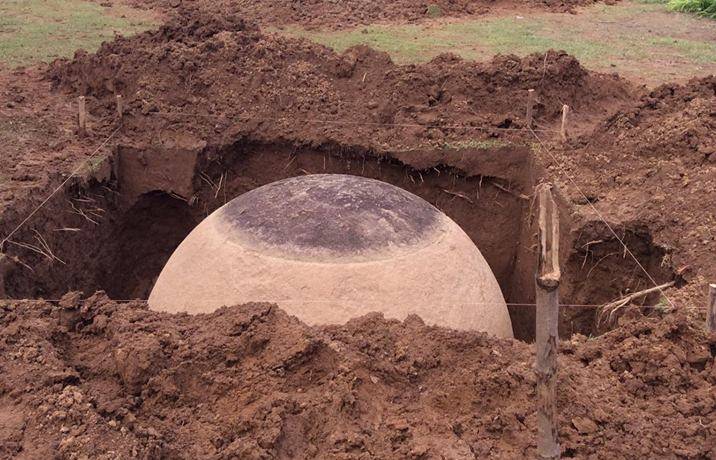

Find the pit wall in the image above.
[
  {"left": 115, "top": 139, "right": 539, "bottom": 333},
  {"left": 0, "top": 137, "right": 674, "bottom": 340}
]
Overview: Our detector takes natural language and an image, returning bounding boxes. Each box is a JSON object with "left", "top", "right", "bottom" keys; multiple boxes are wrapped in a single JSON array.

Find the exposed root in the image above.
[
  {"left": 597, "top": 281, "right": 676, "bottom": 328},
  {"left": 6, "top": 230, "right": 66, "bottom": 265},
  {"left": 68, "top": 200, "right": 99, "bottom": 225},
  {"left": 200, "top": 171, "right": 227, "bottom": 199},
  {"left": 214, "top": 172, "right": 226, "bottom": 199},
  {"left": 1, "top": 252, "right": 35, "bottom": 273},
  {"left": 441, "top": 189, "right": 474, "bottom": 204},
  {"left": 490, "top": 180, "right": 530, "bottom": 200}
]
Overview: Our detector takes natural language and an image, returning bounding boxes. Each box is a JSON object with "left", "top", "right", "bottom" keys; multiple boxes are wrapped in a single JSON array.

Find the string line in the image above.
[
  {"left": 0, "top": 126, "right": 122, "bottom": 250},
  {"left": 0, "top": 298, "right": 694, "bottom": 310},
  {"left": 527, "top": 127, "right": 676, "bottom": 308},
  {"left": 146, "top": 111, "right": 561, "bottom": 134}
]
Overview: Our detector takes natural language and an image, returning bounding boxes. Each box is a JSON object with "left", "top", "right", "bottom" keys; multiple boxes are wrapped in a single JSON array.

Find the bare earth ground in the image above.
[
  {"left": 115, "top": 0, "right": 615, "bottom": 28},
  {"left": 1, "top": 296, "right": 714, "bottom": 458},
  {"left": 0, "top": 2, "right": 714, "bottom": 459},
  {"left": 278, "top": 1, "right": 716, "bottom": 87}
]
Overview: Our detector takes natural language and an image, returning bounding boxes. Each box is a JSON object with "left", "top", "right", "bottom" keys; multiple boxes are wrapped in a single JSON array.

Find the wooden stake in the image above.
[
  {"left": 708, "top": 283, "right": 716, "bottom": 334},
  {"left": 116, "top": 94, "right": 123, "bottom": 121},
  {"left": 526, "top": 89, "right": 536, "bottom": 128},
  {"left": 535, "top": 183, "right": 560, "bottom": 460},
  {"left": 78, "top": 96, "right": 87, "bottom": 137},
  {"left": 560, "top": 105, "right": 569, "bottom": 143}
]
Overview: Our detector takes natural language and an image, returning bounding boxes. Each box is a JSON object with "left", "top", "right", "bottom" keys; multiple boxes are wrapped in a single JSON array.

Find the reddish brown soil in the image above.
[
  {"left": 1, "top": 10, "right": 715, "bottom": 459},
  {"left": 0, "top": 12, "right": 712, "bottom": 312},
  {"left": 550, "top": 77, "right": 716, "bottom": 292},
  {"left": 45, "top": 14, "right": 634, "bottom": 151},
  {"left": 41, "top": 13, "right": 713, "bottom": 283},
  {"left": 1, "top": 294, "right": 714, "bottom": 459},
  {"left": 114, "top": 0, "right": 616, "bottom": 29}
]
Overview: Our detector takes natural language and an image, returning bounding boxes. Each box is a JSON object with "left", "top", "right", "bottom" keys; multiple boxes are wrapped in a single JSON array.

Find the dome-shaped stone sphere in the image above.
[{"left": 148, "top": 174, "right": 513, "bottom": 337}]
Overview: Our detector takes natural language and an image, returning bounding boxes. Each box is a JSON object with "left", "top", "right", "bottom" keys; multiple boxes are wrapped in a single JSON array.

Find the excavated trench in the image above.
[{"left": 0, "top": 140, "right": 674, "bottom": 340}]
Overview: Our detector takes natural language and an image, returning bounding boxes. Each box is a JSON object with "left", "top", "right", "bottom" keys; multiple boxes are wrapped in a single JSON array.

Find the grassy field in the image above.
[
  {"left": 1, "top": 0, "right": 713, "bottom": 85},
  {"left": 280, "top": 1, "right": 716, "bottom": 86},
  {"left": 0, "top": 0, "right": 157, "bottom": 68},
  {"left": 668, "top": 0, "right": 716, "bottom": 18}
]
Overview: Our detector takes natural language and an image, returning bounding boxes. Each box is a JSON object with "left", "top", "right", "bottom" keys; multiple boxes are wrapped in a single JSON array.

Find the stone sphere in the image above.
[{"left": 148, "top": 174, "right": 513, "bottom": 337}]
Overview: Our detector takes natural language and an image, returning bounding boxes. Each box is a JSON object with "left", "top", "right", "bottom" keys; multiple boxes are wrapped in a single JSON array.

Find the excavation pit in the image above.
[
  {"left": 148, "top": 174, "right": 514, "bottom": 337},
  {"left": 0, "top": 141, "right": 674, "bottom": 340}
]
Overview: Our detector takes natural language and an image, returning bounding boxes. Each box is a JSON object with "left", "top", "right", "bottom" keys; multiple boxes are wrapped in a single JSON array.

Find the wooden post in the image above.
[
  {"left": 526, "top": 89, "right": 536, "bottom": 128},
  {"left": 560, "top": 105, "right": 569, "bottom": 143},
  {"left": 708, "top": 284, "right": 716, "bottom": 333},
  {"left": 116, "top": 94, "right": 123, "bottom": 121},
  {"left": 78, "top": 96, "right": 87, "bottom": 137},
  {"left": 535, "top": 183, "right": 560, "bottom": 460}
]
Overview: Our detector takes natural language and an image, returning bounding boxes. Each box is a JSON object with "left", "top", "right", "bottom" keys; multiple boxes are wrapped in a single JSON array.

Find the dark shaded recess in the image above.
[
  {"left": 94, "top": 192, "right": 198, "bottom": 300},
  {"left": 0, "top": 142, "right": 673, "bottom": 341}
]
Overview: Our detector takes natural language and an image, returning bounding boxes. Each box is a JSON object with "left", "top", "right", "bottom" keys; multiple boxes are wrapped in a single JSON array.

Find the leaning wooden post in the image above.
[
  {"left": 535, "top": 183, "right": 561, "bottom": 459},
  {"left": 707, "top": 284, "right": 716, "bottom": 333},
  {"left": 78, "top": 96, "right": 87, "bottom": 137},
  {"left": 526, "top": 89, "right": 536, "bottom": 128},
  {"left": 116, "top": 94, "right": 124, "bottom": 122},
  {"left": 560, "top": 105, "right": 569, "bottom": 143}
]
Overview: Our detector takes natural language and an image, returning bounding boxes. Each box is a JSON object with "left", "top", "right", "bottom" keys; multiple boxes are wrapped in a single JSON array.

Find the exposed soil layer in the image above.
[
  {"left": 113, "top": 0, "right": 618, "bottom": 29},
  {"left": 0, "top": 13, "right": 707, "bottom": 337},
  {"left": 552, "top": 76, "right": 716, "bottom": 290},
  {"left": 46, "top": 14, "right": 636, "bottom": 148},
  {"left": 0, "top": 137, "right": 675, "bottom": 341},
  {"left": 0, "top": 7, "right": 715, "bottom": 460},
  {"left": 1, "top": 143, "right": 538, "bottom": 329},
  {"left": 1, "top": 295, "right": 714, "bottom": 459}
]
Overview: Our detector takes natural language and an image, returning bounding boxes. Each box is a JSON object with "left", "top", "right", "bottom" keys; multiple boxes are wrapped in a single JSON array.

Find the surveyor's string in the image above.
[{"left": 0, "top": 126, "right": 122, "bottom": 251}]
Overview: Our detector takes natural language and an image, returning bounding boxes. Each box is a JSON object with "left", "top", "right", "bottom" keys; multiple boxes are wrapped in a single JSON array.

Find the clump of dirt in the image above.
[
  {"left": 547, "top": 76, "right": 716, "bottom": 291},
  {"left": 595, "top": 76, "right": 715, "bottom": 165},
  {"left": 114, "top": 0, "right": 617, "bottom": 29},
  {"left": 0, "top": 294, "right": 713, "bottom": 458},
  {"left": 47, "top": 13, "right": 635, "bottom": 150}
]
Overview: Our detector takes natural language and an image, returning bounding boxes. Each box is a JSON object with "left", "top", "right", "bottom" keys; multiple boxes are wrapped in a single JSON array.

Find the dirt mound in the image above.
[
  {"left": 48, "top": 14, "right": 635, "bottom": 149},
  {"left": 593, "top": 76, "right": 715, "bottom": 165},
  {"left": 0, "top": 293, "right": 713, "bottom": 458},
  {"left": 117, "top": 0, "right": 616, "bottom": 29},
  {"left": 544, "top": 76, "right": 716, "bottom": 287}
]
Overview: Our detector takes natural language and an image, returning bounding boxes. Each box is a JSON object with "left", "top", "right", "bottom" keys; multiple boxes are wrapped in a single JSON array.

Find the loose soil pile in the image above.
[
  {"left": 47, "top": 14, "right": 634, "bottom": 149},
  {"left": 114, "top": 0, "right": 616, "bottom": 29},
  {"left": 1, "top": 8, "right": 715, "bottom": 459},
  {"left": 1, "top": 294, "right": 714, "bottom": 458},
  {"left": 553, "top": 76, "right": 716, "bottom": 290}
]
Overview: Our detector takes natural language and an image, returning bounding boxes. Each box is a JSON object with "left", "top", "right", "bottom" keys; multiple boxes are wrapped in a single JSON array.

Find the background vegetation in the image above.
[
  {"left": 668, "top": 0, "right": 716, "bottom": 18},
  {"left": 280, "top": 1, "right": 716, "bottom": 86},
  {"left": 0, "top": 0, "right": 157, "bottom": 67}
]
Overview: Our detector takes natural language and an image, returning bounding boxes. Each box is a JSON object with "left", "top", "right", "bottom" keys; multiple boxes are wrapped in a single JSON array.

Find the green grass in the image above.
[
  {"left": 668, "top": 0, "right": 716, "bottom": 18},
  {"left": 638, "top": 0, "right": 716, "bottom": 17},
  {"left": 426, "top": 4, "right": 444, "bottom": 18},
  {"left": 283, "top": 9, "right": 714, "bottom": 65},
  {"left": 0, "top": 0, "right": 157, "bottom": 68},
  {"left": 649, "top": 36, "right": 716, "bottom": 63},
  {"left": 441, "top": 139, "right": 511, "bottom": 150},
  {"left": 283, "top": 18, "right": 605, "bottom": 64},
  {"left": 279, "top": 1, "right": 716, "bottom": 86}
]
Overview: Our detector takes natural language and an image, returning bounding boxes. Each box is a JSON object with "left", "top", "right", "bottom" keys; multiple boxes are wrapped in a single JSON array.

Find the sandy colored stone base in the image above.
[{"left": 149, "top": 212, "right": 513, "bottom": 338}]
